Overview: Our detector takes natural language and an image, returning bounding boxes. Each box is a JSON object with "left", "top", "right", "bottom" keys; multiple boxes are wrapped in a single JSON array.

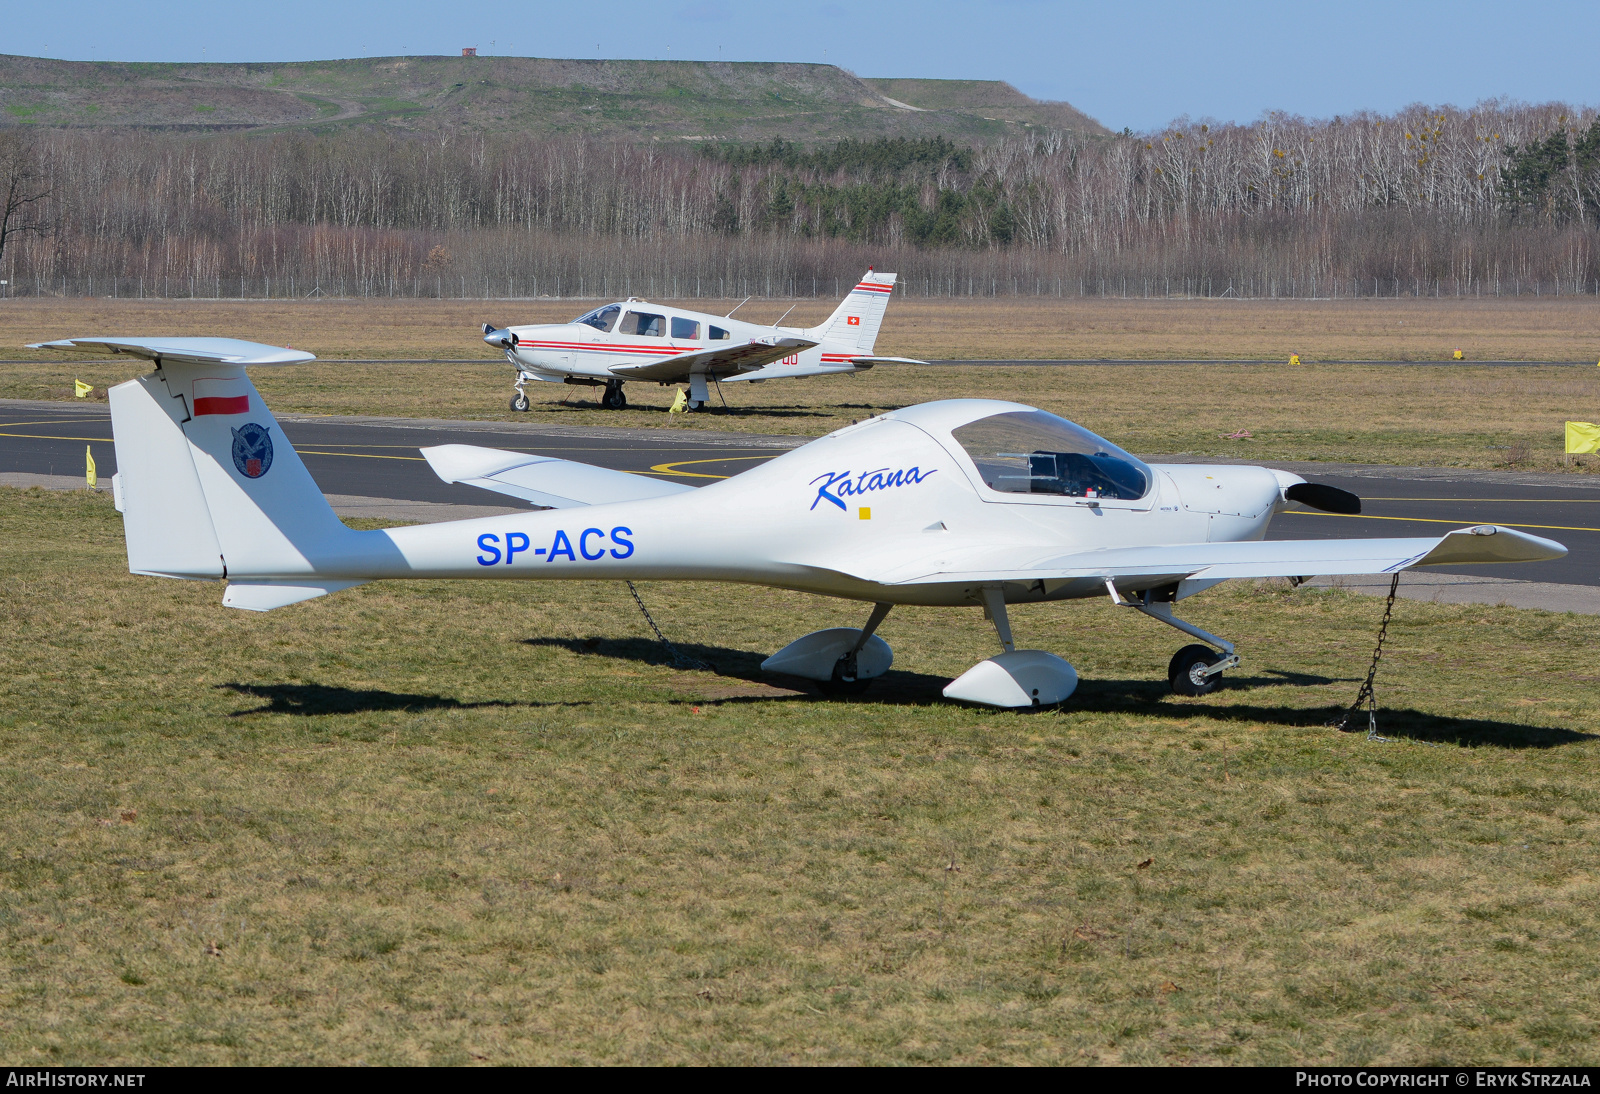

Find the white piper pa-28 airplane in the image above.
[
  {"left": 482, "top": 268, "right": 923, "bottom": 412},
  {"left": 36, "top": 335, "right": 1567, "bottom": 709}
]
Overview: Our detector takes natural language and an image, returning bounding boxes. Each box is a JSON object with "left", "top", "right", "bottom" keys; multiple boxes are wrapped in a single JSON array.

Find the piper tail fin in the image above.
[{"left": 808, "top": 269, "right": 897, "bottom": 355}]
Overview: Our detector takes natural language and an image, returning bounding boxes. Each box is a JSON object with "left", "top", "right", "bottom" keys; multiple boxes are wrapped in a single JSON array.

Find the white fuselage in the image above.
[
  {"left": 257, "top": 411, "right": 1287, "bottom": 607},
  {"left": 503, "top": 304, "right": 866, "bottom": 384}
]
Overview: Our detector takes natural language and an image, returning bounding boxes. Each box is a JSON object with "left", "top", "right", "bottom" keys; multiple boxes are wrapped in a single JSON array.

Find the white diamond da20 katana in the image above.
[{"left": 32, "top": 335, "right": 1567, "bottom": 709}]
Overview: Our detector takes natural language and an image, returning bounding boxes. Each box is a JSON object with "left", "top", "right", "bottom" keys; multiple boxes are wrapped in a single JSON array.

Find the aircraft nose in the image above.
[{"left": 483, "top": 326, "right": 517, "bottom": 349}]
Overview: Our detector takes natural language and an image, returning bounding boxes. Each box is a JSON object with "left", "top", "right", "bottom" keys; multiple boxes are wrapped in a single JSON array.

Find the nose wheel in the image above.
[
  {"left": 509, "top": 390, "right": 530, "bottom": 412},
  {"left": 1168, "top": 644, "right": 1226, "bottom": 696},
  {"left": 1110, "top": 584, "right": 1240, "bottom": 695}
]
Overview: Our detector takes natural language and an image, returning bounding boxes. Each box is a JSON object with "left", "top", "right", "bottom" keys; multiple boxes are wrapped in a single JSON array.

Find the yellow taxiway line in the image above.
[{"left": 647, "top": 456, "right": 770, "bottom": 479}]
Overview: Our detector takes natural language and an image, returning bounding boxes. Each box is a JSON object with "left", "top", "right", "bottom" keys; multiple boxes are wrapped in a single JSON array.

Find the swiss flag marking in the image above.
[{"left": 847, "top": 316, "right": 860, "bottom": 326}]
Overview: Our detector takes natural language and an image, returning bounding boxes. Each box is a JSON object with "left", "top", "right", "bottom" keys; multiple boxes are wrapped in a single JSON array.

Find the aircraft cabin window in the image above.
[
  {"left": 623, "top": 312, "right": 665, "bottom": 337},
  {"left": 575, "top": 305, "right": 621, "bottom": 333},
  {"left": 708, "top": 325, "right": 730, "bottom": 340},
  {"left": 671, "top": 317, "right": 701, "bottom": 340},
  {"left": 952, "top": 410, "right": 1152, "bottom": 501}
]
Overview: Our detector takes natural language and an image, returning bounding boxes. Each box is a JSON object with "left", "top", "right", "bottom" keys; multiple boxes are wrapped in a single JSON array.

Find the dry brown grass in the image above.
[
  {"left": 4, "top": 297, "right": 1600, "bottom": 471},
  {"left": 6, "top": 295, "right": 1600, "bottom": 362},
  {"left": 3, "top": 487, "right": 1599, "bottom": 1064}
]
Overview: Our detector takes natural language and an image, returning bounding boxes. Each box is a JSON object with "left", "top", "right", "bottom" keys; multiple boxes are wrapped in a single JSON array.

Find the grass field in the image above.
[
  {"left": 3, "top": 486, "right": 1598, "bottom": 1064},
  {"left": 4, "top": 297, "right": 1600, "bottom": 471}
]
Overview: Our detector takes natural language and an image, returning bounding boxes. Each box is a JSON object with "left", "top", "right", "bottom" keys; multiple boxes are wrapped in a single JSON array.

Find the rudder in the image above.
[{"left": 809, "top": 270, "right": 898, "bottom": 355}]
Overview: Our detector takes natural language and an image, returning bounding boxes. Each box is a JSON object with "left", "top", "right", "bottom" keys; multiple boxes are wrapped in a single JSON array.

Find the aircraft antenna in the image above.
[
  {"left": 725, "top": 296, "right": 752, "bottom": 318},
  {"left": 773, "top": 303, "right": 799, "bottom": 327}
]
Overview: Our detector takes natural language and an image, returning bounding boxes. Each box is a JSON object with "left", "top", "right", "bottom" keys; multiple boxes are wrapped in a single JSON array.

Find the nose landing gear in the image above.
[
  {"left": 1108, "top": 582, "right": 1240, "bottom": 695},
  {"left": 1168, "top": 644, "right": 1227, "bottom": 696}
]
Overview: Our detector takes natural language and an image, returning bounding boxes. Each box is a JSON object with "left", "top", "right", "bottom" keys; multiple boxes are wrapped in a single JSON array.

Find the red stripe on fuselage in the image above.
[
  {"left": 521, "top": 340, "right": 682, "bottom": 356},
  {"left": 193, "top": 395, "right": 250, "bottom": 415}
]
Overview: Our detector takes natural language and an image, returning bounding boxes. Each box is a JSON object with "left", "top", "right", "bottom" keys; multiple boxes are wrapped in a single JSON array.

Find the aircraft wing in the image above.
[
  {"left": 609, "top": 337, "right": 817, "bottom": 382},
  {"left": 835, "top": 356, "right": 927, "bottom": 367},
  {"left": 849, "top": 526, "right": 1566, "bottom": 587},
  {"left": 28, "top": 336, "right": 316, "bottom": 366},
  {"left": 422, "top": 444, "right": 694, "bottom": 509}
]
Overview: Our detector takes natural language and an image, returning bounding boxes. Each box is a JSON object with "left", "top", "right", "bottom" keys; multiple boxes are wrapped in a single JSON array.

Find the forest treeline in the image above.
[{"left": 4, "top": 99, "right": 1600, "bottom": 299}]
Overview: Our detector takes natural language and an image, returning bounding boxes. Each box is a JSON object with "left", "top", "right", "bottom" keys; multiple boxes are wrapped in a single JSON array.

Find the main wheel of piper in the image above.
[
  {"left": 509, "top": 391, "right": 530, "bottom": 412},
  {"left": 1168, "top": 643, "right": 1224, "bottom": 696},
  {"left": 601, "top": 381, "right": 627, "bottom": 410}
]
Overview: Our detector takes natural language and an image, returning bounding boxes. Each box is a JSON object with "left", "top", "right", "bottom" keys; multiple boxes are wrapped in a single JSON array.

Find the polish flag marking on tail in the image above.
[{"left": 192, "top": 377, "right": 251, "bottom": 416}]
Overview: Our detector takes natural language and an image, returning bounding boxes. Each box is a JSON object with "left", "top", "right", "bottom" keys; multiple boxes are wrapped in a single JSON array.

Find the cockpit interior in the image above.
[
  {"left": 952, "top": 410, "right": 1152, "bottom": 501},
  {"left": 574, "top": 304, "right": 731, "bottom": 342}
]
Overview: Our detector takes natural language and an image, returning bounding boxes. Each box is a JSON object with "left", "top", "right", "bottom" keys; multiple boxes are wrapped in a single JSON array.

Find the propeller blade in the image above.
[{"left": 1285, "top": 482, "right": 1361, "bottom": 514}]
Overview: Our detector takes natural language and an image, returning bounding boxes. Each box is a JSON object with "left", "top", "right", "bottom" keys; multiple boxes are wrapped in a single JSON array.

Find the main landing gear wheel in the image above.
[
  {"left": 1168, "top": 644, "right": 1225, "bottom": 696},
  {"left": 509, "top": 391, "right": 530, "bottom": 412},
  {"left": 601, "top": 381, "right": 627, "bottom": 410},
  {"left": 815, "top": 655, "right": 873, "bottom": 696}
]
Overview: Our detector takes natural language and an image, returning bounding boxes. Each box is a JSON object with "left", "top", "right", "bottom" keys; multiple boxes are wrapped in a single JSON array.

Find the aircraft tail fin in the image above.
[
  {"left": 808, "top": 269, "right": 898, "bottom": 356},
  {"left": 42, "top": 337, "right": 372, "bottom": 605}
]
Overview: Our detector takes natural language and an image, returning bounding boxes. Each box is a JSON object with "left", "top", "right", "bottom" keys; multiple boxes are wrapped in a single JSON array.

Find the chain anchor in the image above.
[
  {"left": 1329, "top": 573, "right": 1400, "bottom": 741},
  {"left": 626, "top": 581, "right": 712, "bottom": 671}
]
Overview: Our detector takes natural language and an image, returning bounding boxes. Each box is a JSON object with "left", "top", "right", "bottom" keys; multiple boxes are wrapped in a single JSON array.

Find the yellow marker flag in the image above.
[
  {"left": 74, "top": 379, "right": 93, "bottom": 398},
  {"left": 668, "top": 388, "right": 688, "bottom": 414},
  {"left": 1288, "top": 354, "right": 1301, "bottom": 366},
  {"left": 85, "top": 446, "right": 97, "bottom": 488},
  {"left": 1566, "top": 421, "right": 1600, "bottom": 454}
]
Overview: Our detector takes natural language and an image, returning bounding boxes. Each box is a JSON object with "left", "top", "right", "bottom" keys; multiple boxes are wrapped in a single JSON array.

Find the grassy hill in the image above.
[
  {"left": 862, "top": 77, "right": 1105, "bottom": 135},
  {"left": 0, "top": 54, "right": 1108, "bottom": 142}
]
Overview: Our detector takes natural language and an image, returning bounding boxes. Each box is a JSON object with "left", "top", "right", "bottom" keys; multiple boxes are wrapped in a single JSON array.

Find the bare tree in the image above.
[
  {"left": 0, "top": 131, "right": 52, "bottom": 273},
  {"left": 12, "top": 101, "right": 1600, "bottom": 298}
]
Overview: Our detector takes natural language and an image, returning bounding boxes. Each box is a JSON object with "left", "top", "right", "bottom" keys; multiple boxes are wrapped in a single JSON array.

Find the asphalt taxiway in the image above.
[{"left": 4, "top": 399, "right": 1595, "bottom": 604}]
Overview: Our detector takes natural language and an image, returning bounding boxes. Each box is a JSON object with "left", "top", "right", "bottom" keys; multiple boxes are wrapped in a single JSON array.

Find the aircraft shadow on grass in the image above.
[
  {"left": 218, "top": 682, "right": 590, "bottom": 717},
  {"left": 522, "top": 637, "right": 1595, "bottom": 749}
]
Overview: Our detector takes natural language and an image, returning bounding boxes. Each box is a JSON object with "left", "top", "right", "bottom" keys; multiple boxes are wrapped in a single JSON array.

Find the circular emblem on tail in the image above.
[{"left": 231, "top": 423, "right": 274, "bottom": 479}]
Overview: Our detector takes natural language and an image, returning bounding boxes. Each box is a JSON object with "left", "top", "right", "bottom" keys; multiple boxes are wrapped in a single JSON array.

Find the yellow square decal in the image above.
[{"left": 859, "top": 507, "right": 871, "bottom": 520}]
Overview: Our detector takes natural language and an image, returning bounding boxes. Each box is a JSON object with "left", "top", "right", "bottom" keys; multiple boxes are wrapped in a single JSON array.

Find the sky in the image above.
[{"left": 9, "top": 0, "right": 1600, "bottom": 132}]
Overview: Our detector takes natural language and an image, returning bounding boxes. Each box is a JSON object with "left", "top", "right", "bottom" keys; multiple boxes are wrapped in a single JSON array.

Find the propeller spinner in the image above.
[{"left": 482, "top": 324, "right": 517, "bottom": 349}]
